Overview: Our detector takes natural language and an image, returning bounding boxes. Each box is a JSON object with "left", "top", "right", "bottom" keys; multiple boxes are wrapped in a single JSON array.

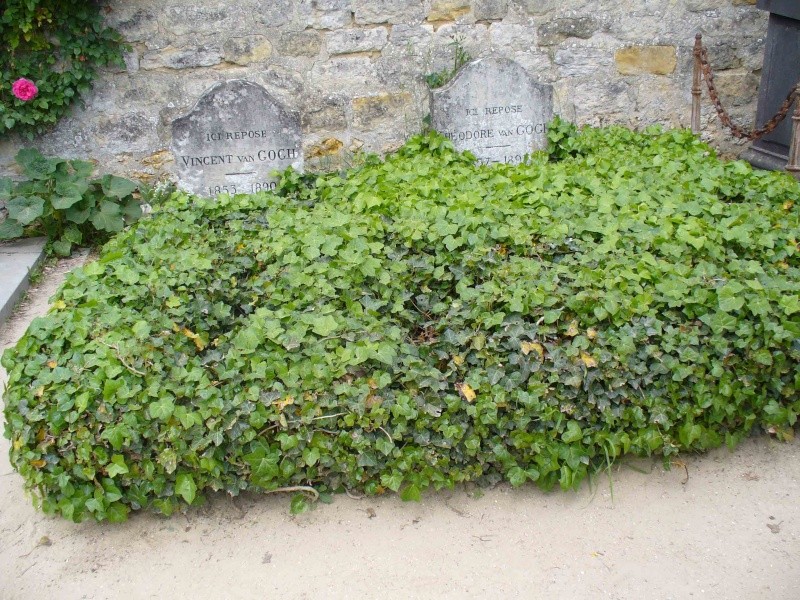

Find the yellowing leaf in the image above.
[
  {"left": 783, "top": 201, "right": 794, "bottom": 211},
  {"left": 521, "top": 341, "right": 544, "bottom": 358},
  {"left": 456, "top": 383, "right": 476, "bottom": 402},
  {"left": 566, "top": 320, "right": 579, "bottom": 337},
  {"left": 586, "top": 328, "right": 598, "bottom": 341},
  {"left": 30, "top": 459, "right": 47, "bottom": 469},
  {"left": 181, "top": 327, "right": 206, "bottom": 351},
  {"left": 580, "top": 352, "right": 598, "bottom": 368},
  {"left": 276, "top": 395, "right": 295, "bottom": 411},
  {"left": 452, "top": 355, "right": 464, "bottom": 366},
  {"left": 52, "top": 300, "right": 66, "bottom": 311},
  {"left": 13, "top": 438, "right": 24, "bottom": 451},
  {"left": 34, "top": 385, "right": 45, "bottom": 398},
  {"left": 47, "top": 360, "right": 57, "bottom": 369}
]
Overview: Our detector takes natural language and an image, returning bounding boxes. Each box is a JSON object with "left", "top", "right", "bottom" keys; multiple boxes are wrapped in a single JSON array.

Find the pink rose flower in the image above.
[{"left": 11, "top": 78, "right": 38, "bottom": 102}]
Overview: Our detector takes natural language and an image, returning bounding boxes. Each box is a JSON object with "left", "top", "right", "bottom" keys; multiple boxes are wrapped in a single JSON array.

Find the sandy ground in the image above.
[{"left": 1, "top": 257, "right": 798, "bottom": 600}]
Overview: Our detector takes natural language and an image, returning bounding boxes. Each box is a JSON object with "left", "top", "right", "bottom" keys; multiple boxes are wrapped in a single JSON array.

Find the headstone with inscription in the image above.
[
  {"left": 171, "top": 80, "right": 302, "bottom": 197},
  {"left": 431, "top": 58, "right": 554, "bottom": 165}
]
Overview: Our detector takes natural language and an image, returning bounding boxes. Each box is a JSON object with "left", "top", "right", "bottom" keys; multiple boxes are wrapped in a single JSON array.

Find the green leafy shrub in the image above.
[
  {"left": 3, "top": 126, "right": 799, "bottom": 522},
  {"left": 0, "top": 0, "right": 125, "bottom": 137},
  {"left": 0, "top": 148, "right": 142, "bottom": 256}
]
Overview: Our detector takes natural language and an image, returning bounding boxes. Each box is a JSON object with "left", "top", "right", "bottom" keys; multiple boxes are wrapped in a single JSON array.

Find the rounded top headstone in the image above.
[
  {"left": 171, "top": 80, "right": 303, "bottom": 197},
  {"left": 431, "top": 58, "right": 554, "bottom": 165}
]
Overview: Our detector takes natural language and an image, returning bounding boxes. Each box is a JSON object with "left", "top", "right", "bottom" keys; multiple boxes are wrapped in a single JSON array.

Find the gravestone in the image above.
[
  {"left": 171, "top": 80, "right": 302, "bottom": 197},
  {"left": 431, "top": 58, "right": 554, "bottom": 165}
]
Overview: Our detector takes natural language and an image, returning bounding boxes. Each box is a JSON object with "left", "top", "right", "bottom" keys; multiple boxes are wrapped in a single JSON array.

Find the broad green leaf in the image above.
[
  {"left": 0, "top": 219, "right": 24, "bottom": 240},
  {"left": 90, "top": 201, "right": 124, "bottom": 232},
  {"left": 6, "top": 195, "right": 45, "bottom": 225},
  {"left": 101, "top": 175, "right": 137, "bottom": 199},
  {"left": 16, "top": 148, "right": 57, "bottom": 179},
  {"left": 0, "top": 177, "right": 12, "bottom": 200}
]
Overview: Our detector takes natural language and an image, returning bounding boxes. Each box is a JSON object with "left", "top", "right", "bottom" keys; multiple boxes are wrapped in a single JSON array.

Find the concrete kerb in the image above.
[{"left": 0, "top": 237, "right": 47, "bottom": 326}]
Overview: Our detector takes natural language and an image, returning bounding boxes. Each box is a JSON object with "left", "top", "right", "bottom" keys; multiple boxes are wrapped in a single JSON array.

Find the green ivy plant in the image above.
[
  {"left": 0, "top": 0, "right": 126, "bottom": 138},
  {"left": 425, "top": 35, "right": 472, "bottom": 89},
  {"left": 0, "top": 148, "right": 142, "bottom": 256},
  {"left": 2, "top": 125, "right": 798, "bottom": 522}
]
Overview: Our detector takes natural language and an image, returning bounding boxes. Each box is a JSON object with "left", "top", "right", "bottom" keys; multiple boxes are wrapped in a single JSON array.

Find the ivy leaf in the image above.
[
  {"left": 107, "top": 455, "right": 129, "bottom": 478},
  {"left": 456, "top": 382, "right": 476, "bottom": 402},
  {"left": 305, "top": 314, "right": 339, "bottom": 337},
  {"left": 106, "top": 503, "right": 130, "bottom": 523},
  {"left": 290, "top": 494, "right": 311, "bottom": 515},
  {"left": 400, "top": 484, "right": 421, "bottom": 502},
  {"left": 175, "top": 473, "right": 197, "bottom": 504},
  {"left": 521, "top": 341, "right": 544, "bottom": 358},
  {"left": 562, "top": 421, "right": 584, "bottom": 443},
  {"left": 149, "top": 397, "right": 175, "bottom": 421}
]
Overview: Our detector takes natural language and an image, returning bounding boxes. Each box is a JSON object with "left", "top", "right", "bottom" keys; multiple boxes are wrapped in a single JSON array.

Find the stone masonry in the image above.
[{"left": 0, "top": 0, "right": 766, "bottom": 181}]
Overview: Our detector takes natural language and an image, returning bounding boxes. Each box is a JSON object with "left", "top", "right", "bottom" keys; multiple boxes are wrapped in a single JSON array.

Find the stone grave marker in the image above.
[
  {"left": 431, "top": 58, "right": 554, "bottom": 165},
  {"left": 171, "top": 80, "right": 302, "bottom": 197}
]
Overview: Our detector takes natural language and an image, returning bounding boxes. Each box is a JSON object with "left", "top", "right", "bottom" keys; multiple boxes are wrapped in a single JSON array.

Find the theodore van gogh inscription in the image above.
[
  {"left": 431, "top": 59, "right": 554, "bottom": 165},
  {"left": 171, "top": 80, "right": 302, "bottom": 197}
]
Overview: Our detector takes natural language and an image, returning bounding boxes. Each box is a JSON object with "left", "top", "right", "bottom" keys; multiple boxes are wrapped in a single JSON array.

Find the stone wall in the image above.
[{"left": 0, "top": 0, "right": 766, "bottom": 181}]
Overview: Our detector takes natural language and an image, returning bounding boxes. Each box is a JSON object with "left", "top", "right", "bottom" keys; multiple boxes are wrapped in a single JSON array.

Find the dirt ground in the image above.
[{"left": 1, "top": 257, "right": 798, "bottom": 600}]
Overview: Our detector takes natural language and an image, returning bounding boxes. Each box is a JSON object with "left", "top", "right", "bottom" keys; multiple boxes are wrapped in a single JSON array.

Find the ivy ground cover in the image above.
[{"left": 3, "top": 125, "right": 799, "bottom": 522}]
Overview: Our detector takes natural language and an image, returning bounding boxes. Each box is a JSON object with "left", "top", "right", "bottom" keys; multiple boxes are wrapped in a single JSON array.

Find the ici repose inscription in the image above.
[
  {"left": 171, "top": 80, "right": 303, "bottom": 197},
  {"left": 431, "top": 58, "right": 554, "bottom": 165}
]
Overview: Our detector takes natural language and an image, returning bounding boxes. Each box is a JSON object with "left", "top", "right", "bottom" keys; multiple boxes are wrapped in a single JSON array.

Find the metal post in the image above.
[
  {"left": 786, "top": 98, "right": 800, "bottom": 180},
  {"left": 692, "top": 33, "right": 703, "bottom": 135}
]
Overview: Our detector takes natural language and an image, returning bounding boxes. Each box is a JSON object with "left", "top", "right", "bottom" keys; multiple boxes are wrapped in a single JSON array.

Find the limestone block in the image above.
[
  {"left": 97, "top": 113, "right": 157, "bottom": 153},
  {"left": 311, "top": 56, "right": 377, "bottom": 92},
  {"left": 713, "top": 70, "right": 759, "bottom": 106},
  {"left": 280, "top": 31, "right": 323, "bottom": 57},
  {"left": 326, "top": 27, "right": 389, "bottom": 55},
  {"left": 554, "top": 47, "right": 613, "bottom": 77},
  {"left": 489, "top": 22, "right": 534, "bottom": 49},
  {"left": 615, "top": 46, "right": 677, "bottom": 75},
  {"left": 302, "top": 97, "right": 348, "bottom": 131},
  {"left": 224, "top": 36, "right": 273, "bottom": 65},
  {"left": 309, "top": 0, "right": 352, "bottom": 29},
  {"left": 106, "top": 8, "right": 159, "bottom": 43},
  {"left": 428, "top": 0, "right": 472, "bottom": 22},
  {"left": 352, "top": 92, "right": 413, "bottom": 128},
  {"left": 141, "top": 46, "right": 223, "bottom": 70},
  {"left": 537, "top": 17, "right": 599, "bottom": 46},
  {"left": 253, "top": 0, "right": 294, "bottom": 27},
  {"left": 473, "top": 0, "right": 508, "bottom": 21},
  {"left": 163, "top": 6, "right": 235, "bottom": 36},
  {"left": 353, "top": 0, "right": 425, "bottom": 24},
  {"left": 517, "top": 0, "right": 586, "bottom": 16}
]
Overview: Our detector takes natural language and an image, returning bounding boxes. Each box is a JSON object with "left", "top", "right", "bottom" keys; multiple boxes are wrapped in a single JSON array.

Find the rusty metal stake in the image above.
[
  {"left": 786, "top": 99, "right": 800, "bottom": 180},
  {"left": 691, "top": 33, "right": 702, "bottom": 134}
]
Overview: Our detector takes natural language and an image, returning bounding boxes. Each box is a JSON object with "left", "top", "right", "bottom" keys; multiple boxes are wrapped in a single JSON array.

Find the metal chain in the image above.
[{"left": 698, "top": 45, "right": 799, "bottom": 141}]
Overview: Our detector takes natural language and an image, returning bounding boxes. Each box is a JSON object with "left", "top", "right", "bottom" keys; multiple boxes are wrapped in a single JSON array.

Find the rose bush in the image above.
[{"left": 11, "top": 78, "right": 38, "bottom": 102}]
